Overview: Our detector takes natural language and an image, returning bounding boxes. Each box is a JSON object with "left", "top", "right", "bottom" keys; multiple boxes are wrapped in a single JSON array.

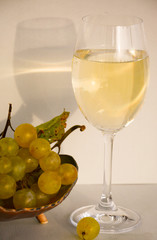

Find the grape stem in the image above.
[
  {"left": 0, "top": 103, "right": 15, "bottom": 139},
  {"left": 51, "top": 125, "right": 86, "bottom": 154}
]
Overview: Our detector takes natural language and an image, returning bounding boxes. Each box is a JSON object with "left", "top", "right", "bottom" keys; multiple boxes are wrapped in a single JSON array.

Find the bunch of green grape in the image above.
[{"left": 0, "top": 123, "right": 78, "bottom": 210}]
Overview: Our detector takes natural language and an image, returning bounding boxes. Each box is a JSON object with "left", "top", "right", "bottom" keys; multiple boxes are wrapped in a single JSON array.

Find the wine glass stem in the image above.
[{"left": 98, "top": 132, "right": 117, "bottom": 211}]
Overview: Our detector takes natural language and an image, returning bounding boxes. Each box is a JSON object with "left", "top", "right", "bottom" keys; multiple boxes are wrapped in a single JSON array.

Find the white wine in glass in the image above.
[{"left": 70, "top": 14, "right": 149, "bottom": 233}]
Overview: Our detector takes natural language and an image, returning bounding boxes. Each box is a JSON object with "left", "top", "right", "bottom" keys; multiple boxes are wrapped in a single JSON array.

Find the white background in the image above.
[{"left": 0, "top": 0, "right": 156, "bottom": 184}]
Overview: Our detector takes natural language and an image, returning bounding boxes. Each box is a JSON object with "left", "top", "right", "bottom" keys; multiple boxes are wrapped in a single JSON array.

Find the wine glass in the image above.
[{"left": 70, "top": 14, "right": 149, "bottom": 233}]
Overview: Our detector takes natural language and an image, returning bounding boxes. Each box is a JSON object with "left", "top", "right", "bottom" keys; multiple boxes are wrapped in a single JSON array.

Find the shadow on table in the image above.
[{"left": 98, "top": 232, "right": 153, "bottom": 240}]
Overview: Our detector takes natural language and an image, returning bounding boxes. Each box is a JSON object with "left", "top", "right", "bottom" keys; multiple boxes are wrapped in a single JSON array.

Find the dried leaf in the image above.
[{"left": 36, "top": 111, "right": 70, "bottom": 144}]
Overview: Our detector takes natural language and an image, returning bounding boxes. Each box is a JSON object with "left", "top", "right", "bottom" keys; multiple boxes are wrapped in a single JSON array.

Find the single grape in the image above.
[
  {"left": 0, "top": 156, "right": 12, "bottom": 174},
  {"left": 77, "top": 217, "right": 100, "bottom": 240},
  {"left": 29, "top": 138, "right": 51, "bottom": 160},
  {"left": 9, "top": 156, "right": 26, "bottom": 181},
  {"left": 0, "top": 175, "right": 16, "bottom": 199},
  {"left": 39, "top": 151, "right": 61, "bottom": 172},
  {"left": 38, "top": 171, "right": 61, "bottom": 195},
  {"left": 13, "top": 188, "right": 36, "bottom": 209},
  {"left": 14, "top": 123, "right": 37, "bottom": 148},
  {"left": 0, "top": 138, "right": 19, "bottom": 156},
  {"left": 31, "top": 183, "right": 51, "bottom": 207},
  {"left": 18, "top": 148, "right": 38, "bottom": 173},
  {"left": 59, "top": 163, "right": 78, "bottom": 185}
]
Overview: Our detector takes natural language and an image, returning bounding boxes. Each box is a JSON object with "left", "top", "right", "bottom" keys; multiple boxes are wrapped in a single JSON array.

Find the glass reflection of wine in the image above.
[{"left": 14, "top": 18, "right": 77, "bottom": 122}]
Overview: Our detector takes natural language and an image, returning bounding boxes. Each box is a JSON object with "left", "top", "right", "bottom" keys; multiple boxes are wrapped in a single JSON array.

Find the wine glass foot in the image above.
[{"left": 70, "top": 205, "right": 141, "bottom": 234}]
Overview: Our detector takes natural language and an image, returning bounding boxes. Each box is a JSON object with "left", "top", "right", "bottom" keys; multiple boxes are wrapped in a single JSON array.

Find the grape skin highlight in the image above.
[
  {"left": 0, "top": 157, "right": 12, "bottom": 174},
  {"left": 0, "top": 175, "right": 16, "bottom": 199},
  {"left": 18, "top": 148, "right": 38, "bottom": 173},
  {"left": 13, "top": 189, "right": 36, "bottom": 209},
  {"left": 14, "top": 123, "right": 37, "bottom": 148},
  {"left": 0, "top": 138, "right": 19, "bottom": 157},
  {"left": 39, "top": 151, "right": 61, "bottom": 172},
  {"left": 59, "top": 163, "right": 78, "bottom": 185},
  {"left": 38, "top": 171, "right": 61, "bottom": 195},
  {"left": 9, "top": 156, "right": 26, "bottom": 181},
  {"left": 29, "top": 138, "right": 51, "bottom": 160}
]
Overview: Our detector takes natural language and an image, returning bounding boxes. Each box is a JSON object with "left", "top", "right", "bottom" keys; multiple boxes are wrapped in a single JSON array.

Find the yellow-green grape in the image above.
[
  {"left": 13, "top": 189, "right": 36, "bottom": 209},
  {"left": 39, "top": 151, "right": 61, "bottom": 172},
  {"left": 18, "top": 148, "right": 38, "bottom": 173},
  {"left": 14, "top": 123, "right": 37, "bottom": 148},
  {"left": 0, "top": 157, "right": 12, "bottom": 174},
  {"left": 0, "top": 138, "right": 19, "bottom": 157},
  {"left": 31, "top": 183, "right": 51, "bottom": 207},
  {"left": 0, "top": 175, "right": 16, "bottom": 199},
  {"left": 29, "top": 138, "right": 51, "bottom": 160},
  {"left": 59, "top": 163, "right": 78, "bottom": 185},
  {"left": 77, "top": 217, "right": 100, "bottom": 240},
  {"left": 9, "top": 156, "right": 26, "bottom": 181},
  {"left": 38, "top": 171, "right": 61, "bottom": 195}
]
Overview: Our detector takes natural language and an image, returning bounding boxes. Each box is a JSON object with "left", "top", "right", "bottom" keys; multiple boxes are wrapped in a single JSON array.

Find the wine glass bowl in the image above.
[
  {"left": 72, "top": 15, "right": 149, "bottom": 133},
  {"left": 70, "top": 14, "right": 149, "bottom": 233}
]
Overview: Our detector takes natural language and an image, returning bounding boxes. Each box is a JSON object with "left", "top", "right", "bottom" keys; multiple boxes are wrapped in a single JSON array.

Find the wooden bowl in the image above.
[{"left": 0, "top": 154, "right": 78, "bottom": 224}]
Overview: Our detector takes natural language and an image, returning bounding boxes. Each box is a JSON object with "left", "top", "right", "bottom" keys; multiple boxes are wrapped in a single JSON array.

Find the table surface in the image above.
[{"left": 0, "top": 184, "right": 156, "bottom": 240}]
